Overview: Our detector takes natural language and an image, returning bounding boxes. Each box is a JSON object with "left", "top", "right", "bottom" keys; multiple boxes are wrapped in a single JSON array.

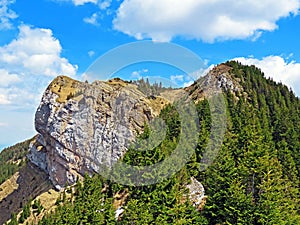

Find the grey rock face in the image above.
[
  {"left": 186, "top": 177, "right": 207, "bottom": 210},
  {"left": 28, "top": 76, "right": 165, "bottom": 187},
  {"left": 28, "top": 64, "right": 239, "bottom": 188}
]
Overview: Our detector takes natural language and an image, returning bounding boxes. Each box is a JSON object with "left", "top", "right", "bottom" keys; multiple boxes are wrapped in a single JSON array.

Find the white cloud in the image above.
[
  {"left": 171, "top": 73, "right": 195, "bottom": 86},
  {"left": 70, "top": 0, "right": 111, "bottom": 9},
  {"left": 170, "top": 65, "right": 216, "bottom": 87},
  {"left": 84, "top": 13, "right": 100, "bottom": 26},
  {"left": 88, "top": 50, "right": 95, "bottom": 57},
  {"left": 183, "top": 80, "right": 194, "bottom": 87},
  {"left": 0, "top": 25, "right": 78, "bottom": 147},
  {"left": 170, "top": 75, "right": 184, "bottom": 83},
  {"left": 195, "top": 65, "right": 215, "bottom": 79},
  {"left": 0, "top": 0, "right": 18, "bottom": 30},
  {"left": 131, "top": 69, "right": 149, "bottom": 79},
  {"left": 99, "top": 0, "right": 111, "bottom": 10},
  {"left": 0, "top": 25, "right": 78, "bottom": 77},
  {"left": 0, "top": 122, "right": 7, "bottom": 127},
  {"left": 113, "top": 0, "right": 300, "bottom": 42},
  {"left": 131, "top": 71, "right": 140, "bottom": 78},
  {"left": 0, "top": 69, "right": 21, "bottom": 87},
  {"left": 234, "top": 56, "right": 300, "bottom": 96},
  {"left": 72, "top": 0, "right": 97, "bottom": 6},
  {"left": 83, "top": 0, "right": 112, "bottom": 25},
  {"left": 0, "top": 25, "right": 78, "bottom": 106},
  {"left": 57, "top": 0, "right": 112, "bottom": 25},
  {"left": 0, "top": 93, "right": 10, "bottom": 104}
]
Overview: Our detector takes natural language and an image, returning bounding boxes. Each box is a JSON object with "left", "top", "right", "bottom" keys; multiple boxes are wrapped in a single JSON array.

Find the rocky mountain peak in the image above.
[
  {"left": 186, "top": 63, "right": 242, "bottom": 103},
  {"left": 28, "top": 76, "right": 168, "bottom": 188},
  {"left": 27, "top": 64, "right": 241, "bottom": 188}
]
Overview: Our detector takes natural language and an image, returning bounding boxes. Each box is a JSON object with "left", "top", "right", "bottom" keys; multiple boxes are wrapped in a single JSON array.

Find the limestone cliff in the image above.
[
  {"left": 27, "top": 64, "right": 240, "bottom": 188},
  {"left": 28, "top": 76, "right": 168, "bottom": 188}
]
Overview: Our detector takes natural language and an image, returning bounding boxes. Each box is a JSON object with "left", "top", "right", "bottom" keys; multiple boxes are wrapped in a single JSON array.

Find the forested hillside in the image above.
[
  {"left": 201, "top": 61, "right": 300, "bottom": 224},
  {"left": 0, "top": 138, "right": 33, "bottom": 185},
  {"left": 3, "top": 61, "right": 300, "bottom": 224}
]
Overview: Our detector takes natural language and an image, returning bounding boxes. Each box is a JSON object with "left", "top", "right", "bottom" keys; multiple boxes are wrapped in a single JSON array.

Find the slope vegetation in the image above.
[{"left": 2, "top": 61, "right": 300, "bottom": 224}]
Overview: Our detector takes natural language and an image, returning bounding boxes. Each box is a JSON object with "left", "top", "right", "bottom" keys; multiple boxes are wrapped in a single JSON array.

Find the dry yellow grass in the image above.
[
  {"left": 19, "top": 189, "right": 60, "bottom": 225},
  {"left": 38, "top": 189, "right": 60, "bottom": 210},
  {"left": 0, "top": 172, "right": 19, "bottom": 202},
  {"left": 143, "top": 96, "right": 170, "bottom": 117},
  {"left": 160, "top": 89, "right": 186, "bottom": 103},
  {"left": 105, "top": 78, "right": 129, "bottom": 87},
  {"left": 50, "top": 75, "right": 83, "bottom": 103},
  {"left": 1, "top": 162, "right": 54, "bottom": 224},
  {"left": 113, "top": 189, "right": 129, "bottom": 209}
]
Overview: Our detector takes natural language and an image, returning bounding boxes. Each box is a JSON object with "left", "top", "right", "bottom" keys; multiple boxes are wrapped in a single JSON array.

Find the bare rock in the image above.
[
  {"left": 28, "top": 63, "right": 239, "bottom": 188},
  {"left": 28, "top": 76, "right": 167, "bottom": 187},
  {"left": 186, "top": 177, "right": 207, "bottom": 211},
  {"left": 186, "top": 63, "right": 242, "bottom": 102}
]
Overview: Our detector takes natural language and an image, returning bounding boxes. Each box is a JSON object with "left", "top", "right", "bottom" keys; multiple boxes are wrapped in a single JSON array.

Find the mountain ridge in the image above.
[{"left": 1, "top": 61, "right": 299, "bottom": 224}]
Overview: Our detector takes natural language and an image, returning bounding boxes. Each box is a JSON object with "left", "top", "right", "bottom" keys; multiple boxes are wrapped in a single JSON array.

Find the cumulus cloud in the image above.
[
  {"left": 0, "top": 25, "right": 77, "bottom": 77},
  {"left": 82, "top": 0, "right": 112, "bottom": 25},
  {"left": 0, "top": 69, "right": 21, "bottom": 87},
  {"left": 0, "top": 25, "right": 78, "bottom": 106},
  {"left": 113, "top": 0, "right": 300, "bottom": 42},
  {"left": 0, "top": 0, "right": 18, "bottom": 30},
  {"left": 84, "top": 13, "right": 100, "bottom": 26},
  {"left": 0, "top": 25, "right": 78, "bottom": 146},
  {"left": 234, "top": 56, "right": 300, "bottom": 96}
]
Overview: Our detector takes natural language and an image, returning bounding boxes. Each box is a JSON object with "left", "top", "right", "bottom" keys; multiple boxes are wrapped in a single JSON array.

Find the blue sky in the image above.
[{"left": 0, "top": 0, "right": 300, "bottom": 149}]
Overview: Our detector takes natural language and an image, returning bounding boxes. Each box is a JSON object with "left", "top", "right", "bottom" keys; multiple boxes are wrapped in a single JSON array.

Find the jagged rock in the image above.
[
  {"left": 186, "top": 177, "right": 207, "bottom": 211},
  {"left": 115, "top": 207, "right": 124, "bottom": 221},
  {"left": 28, "top": 64, "right": 240, "bottom": 188},
  {"left": 27, "top": 135, "right": 47, "bottom": 172},
  {"left": 28, "top": 76, "right": 168, "bottom": 187},
  {"left": 186, "top": 63, "right": 242, "bottom": 102}
]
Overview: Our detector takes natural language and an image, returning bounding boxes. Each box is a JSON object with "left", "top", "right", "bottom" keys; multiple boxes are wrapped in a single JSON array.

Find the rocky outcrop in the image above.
[
  {"left": 28, "top": 64, "right": 240, "bottom": 188},
  {"left": 186, "top": 63, "right": 242, "bottom": 102},
  {"left": 28, "top": 76, "right": 168, "bottom": 188},
  {"left": 186, "top": 177, "right": 207, "bottom": 211}
]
